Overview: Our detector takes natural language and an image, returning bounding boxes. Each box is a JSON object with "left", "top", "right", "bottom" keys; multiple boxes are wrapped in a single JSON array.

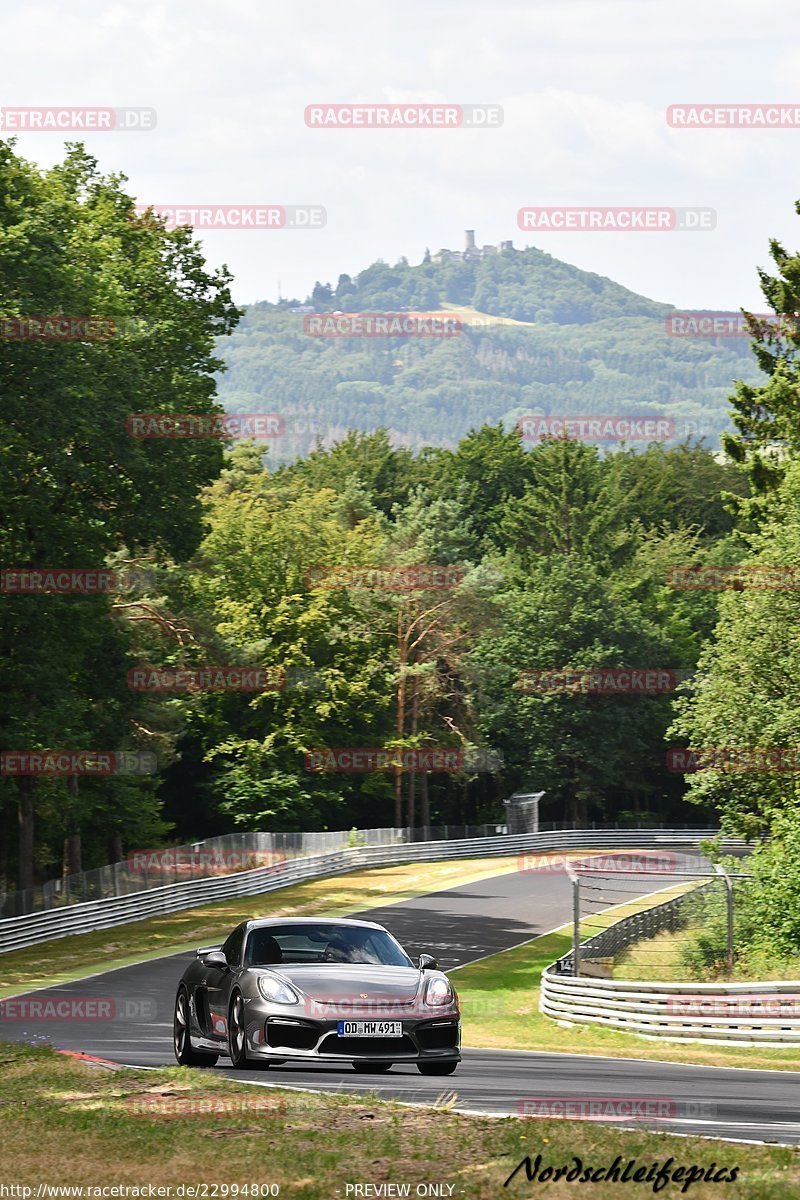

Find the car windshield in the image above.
[{"left": 244, "top": 923, "right": 413, "bottom": 967}]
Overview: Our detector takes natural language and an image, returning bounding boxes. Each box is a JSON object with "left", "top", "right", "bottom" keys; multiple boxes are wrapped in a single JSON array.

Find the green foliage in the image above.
[
  {"left": 0, "top": 140, "right": 240, "bottom": 887},
  {"left": 680, "top": 820, "right": 800, "bottom": 978},
  {"left": 669, "top": 458, "right": 800, "bottom": 837},
  {"left": 218, "top": 282, "right": 761, "bottom": 461},
  {"left": 723, "top": 200, "right": 800, "bottom": 510},
  {"left": 7, "top": 142, "right": 788, "bottom": 901},
  {"left": 319, "top": 244, "right": 671, "bottom": 323}
]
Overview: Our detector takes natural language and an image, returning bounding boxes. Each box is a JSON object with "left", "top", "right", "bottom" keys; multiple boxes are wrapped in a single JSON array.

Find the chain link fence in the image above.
[{"left": 553, "top": 853, "right": 750, "bottom": 979}]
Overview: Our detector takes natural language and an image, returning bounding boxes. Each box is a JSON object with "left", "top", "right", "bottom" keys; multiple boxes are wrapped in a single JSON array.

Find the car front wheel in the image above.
[
  {"left": 174, "top": 987, "right": 218, "bottom": 1068},
  {"left": 417, "top": 1060, "right": 458, "bottom": 1076},
  {"left": 228, "top": 990, "right": 261, "bottom": 1070}
]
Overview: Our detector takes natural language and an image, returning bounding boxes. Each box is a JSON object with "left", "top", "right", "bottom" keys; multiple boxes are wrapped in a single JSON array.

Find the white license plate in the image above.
[{"left": 338, "top": 1020, "right": 402, "bottom": 1037}]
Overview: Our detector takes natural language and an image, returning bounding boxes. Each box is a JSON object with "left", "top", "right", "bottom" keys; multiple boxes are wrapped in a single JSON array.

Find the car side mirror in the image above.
[
  {"left": 418, "top": 953, "right": 438, "bottom": 971},
  {"left": 203, "top": 950, "right": 229, "bottom": 970}
]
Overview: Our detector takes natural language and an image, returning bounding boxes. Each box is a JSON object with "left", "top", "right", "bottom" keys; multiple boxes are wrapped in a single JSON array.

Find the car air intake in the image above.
[
  {"left": 415, "top": 1020, "right": 460, "bottom": 1050},
  {"left": 265, "top": 1018, "right": 318, "bottom": 1051}
]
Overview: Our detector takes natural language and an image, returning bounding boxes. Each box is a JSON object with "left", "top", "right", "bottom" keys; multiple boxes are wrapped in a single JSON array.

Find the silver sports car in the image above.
[{"left": 173, "top": 916, "right": 461, "bottom": 1074}]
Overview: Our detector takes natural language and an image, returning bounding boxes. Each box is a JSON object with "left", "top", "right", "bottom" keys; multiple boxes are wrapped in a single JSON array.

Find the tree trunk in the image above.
[
  {"left": 63, "top": 832, "right": 82, "bottom": 880},
  {"left": 420, "top": 772, "right": 430, "bottom": 839},
  {"left": 17, "top": 778, "right": 35, "bottom": 893},
  {"left": 63, "top": 776, "right": 82, "bottom": 879},
  {"left": 108, "top": 832, "right": 123, "bottom": 864},
  {"left": 0, "top": 807, "right": 9, "bottom": 901},
  {"left": 407, "top": 675, "right": 419, "bottom": 839},
  {"left": 566, "top": 789, "right": 588, "bottom": 826},
  {"left": 394, "top": 614, "right": 406, "bottom": 830}
]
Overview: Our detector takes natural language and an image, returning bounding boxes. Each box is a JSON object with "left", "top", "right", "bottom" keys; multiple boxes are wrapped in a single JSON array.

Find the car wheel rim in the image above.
[
  {"left": 174, "top": 992, "right": 187, "bottom": 1056},
  {"left": 231, "top": 996, "right": 245, "bottom": 1059}
]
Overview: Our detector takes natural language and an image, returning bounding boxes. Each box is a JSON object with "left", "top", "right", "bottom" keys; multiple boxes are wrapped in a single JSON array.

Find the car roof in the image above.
[{"left": 242, "top": 916, "right": 385, "bottom": 933}]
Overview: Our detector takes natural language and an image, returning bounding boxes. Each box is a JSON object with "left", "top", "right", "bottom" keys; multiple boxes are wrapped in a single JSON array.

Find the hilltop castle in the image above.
[{"left": 431, "top": 230, "right": 514, "bottom": 264}]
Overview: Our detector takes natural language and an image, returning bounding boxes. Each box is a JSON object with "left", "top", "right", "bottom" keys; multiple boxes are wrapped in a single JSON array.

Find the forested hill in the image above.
[
  {"left": 216, "top": 243, "right": 763, "bottom": 460},
  {"left": 289, "top": 244, "right": 672, "bottom": 322}
]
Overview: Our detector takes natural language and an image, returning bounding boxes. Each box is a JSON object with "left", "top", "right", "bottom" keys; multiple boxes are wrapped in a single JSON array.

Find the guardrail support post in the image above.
[
  {"left": 714, "top": 863, "right": 734, "bottom": 977},
  {"left": 570, "top": 870, "right": 580, "bottom": 977}
]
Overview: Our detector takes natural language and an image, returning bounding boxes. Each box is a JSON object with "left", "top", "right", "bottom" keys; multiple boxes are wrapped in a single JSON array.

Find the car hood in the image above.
[{"left": 256, "top": 964, "right": 424, "bottom": 1004}]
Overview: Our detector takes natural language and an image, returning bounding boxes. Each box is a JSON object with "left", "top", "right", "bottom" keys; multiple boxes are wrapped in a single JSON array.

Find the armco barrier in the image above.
[
  {"left": 541, "top": 971, "right": 800, "bottom": 1046},
  {"left": 0, "top": 828, "right": 736, "bottom": 955}
]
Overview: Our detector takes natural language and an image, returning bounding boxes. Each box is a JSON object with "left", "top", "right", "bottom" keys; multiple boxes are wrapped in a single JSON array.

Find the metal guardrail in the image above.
[
  {"left": 540, "top": 883, "right": 800, "bottom": 1046},
  {"left": 2, "top": 826, "right": 407, "bottom": 917},
  {"left": 0, "top": 828, "right": 734, "bottom": 955},
  {"left": 0, "top": 821, "right": 716, "bottom": 918}
]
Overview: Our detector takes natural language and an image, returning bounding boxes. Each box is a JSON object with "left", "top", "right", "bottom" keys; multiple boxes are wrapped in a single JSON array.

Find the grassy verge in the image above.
[
  {"left": 0, "top": 855, "right": 526, "bottom": 998},
  {"left": 614, "top": 929, "right": 698, "bottom": 982},
  {"left": 454, "top": 887, "right": 800, "bottom": 1071},
  {"left": 0, "top": 1043, "right": 797, "bottom": 1196},
  {"left": 615, "top": 930, "right": 800, "bottom": 984}
]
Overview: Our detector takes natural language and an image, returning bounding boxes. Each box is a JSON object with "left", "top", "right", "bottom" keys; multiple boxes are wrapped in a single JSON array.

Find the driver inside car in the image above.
[{"left": 322, "top": 936, "right": 355, "bottom": 962}]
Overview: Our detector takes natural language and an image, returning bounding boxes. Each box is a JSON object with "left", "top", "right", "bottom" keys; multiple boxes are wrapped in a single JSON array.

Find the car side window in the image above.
[{"left": 221, "top": 926, "right": 245, "bottom": 967}]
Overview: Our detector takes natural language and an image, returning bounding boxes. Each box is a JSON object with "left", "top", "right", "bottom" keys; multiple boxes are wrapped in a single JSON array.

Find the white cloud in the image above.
[{"left": 1, "top": 0, "right": 798, "bottom": 309}]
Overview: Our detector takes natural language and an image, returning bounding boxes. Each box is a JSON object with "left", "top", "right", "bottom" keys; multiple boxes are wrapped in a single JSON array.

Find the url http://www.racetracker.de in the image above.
[{"left": 0, "top": 1187, "right": 281, "bottom": 1198}]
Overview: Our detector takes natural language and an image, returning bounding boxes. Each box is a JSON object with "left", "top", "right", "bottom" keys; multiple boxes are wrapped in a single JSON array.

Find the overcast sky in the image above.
[{"left": 2, "top": 0, "right": 799, "bottom": 311}]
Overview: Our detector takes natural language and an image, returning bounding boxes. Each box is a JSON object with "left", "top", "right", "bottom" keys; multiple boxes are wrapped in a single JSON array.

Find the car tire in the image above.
[
  {"left": 228, "top": 990, "right": 261, "bottom": 1070},
  {"left": 173, "top": 987, "right": 219, "bottom": 1068},
  {"left": 352, "top": 1061, "right": 393, "bottom": 1073},
  {"left": 417, "top": 1061, "right": 458, "bottom": 1076}
]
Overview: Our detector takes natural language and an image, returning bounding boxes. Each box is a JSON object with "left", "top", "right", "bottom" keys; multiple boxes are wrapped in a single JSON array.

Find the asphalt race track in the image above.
[{"left": 5, "top": 851, "right": 800, "bottom": 1145}]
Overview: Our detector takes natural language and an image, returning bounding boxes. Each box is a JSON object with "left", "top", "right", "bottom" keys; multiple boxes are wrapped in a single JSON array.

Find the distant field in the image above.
[{"left": 440, "top": 302, "right": 539, "bottom": 327}]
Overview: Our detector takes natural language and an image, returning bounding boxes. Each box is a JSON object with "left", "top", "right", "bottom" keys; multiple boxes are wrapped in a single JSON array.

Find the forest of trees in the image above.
[
  {"left": 217, "top": 253, "right": 762, "bottom": 460},
  {"left": 3, "top": 141, "right": 800, "bottom": 920}
]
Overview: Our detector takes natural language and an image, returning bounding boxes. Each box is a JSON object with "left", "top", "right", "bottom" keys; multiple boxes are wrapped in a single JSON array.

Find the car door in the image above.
[{"left": 206, "top": 925, "right": 244, "bottom": 1041}]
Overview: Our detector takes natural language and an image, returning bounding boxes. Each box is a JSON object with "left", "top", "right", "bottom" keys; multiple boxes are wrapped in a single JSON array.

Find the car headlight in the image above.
[
  {"left": 257, "top": 974, "right": 299, "bottom": 1004},
  {"left": 425, "top": 977, "right": 454, "bottom": 1007}
]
